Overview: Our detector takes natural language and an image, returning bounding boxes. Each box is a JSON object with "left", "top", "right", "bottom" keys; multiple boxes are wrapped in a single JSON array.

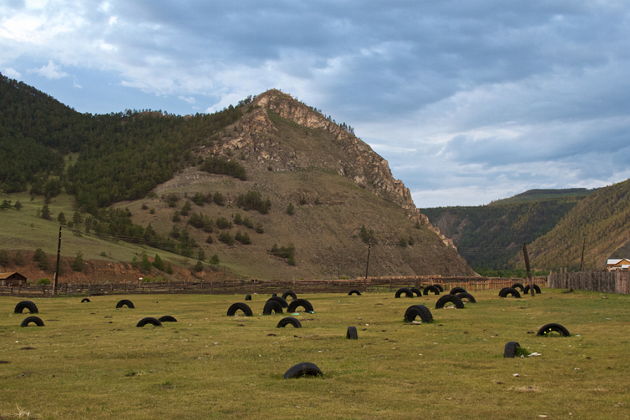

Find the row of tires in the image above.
[{"left": 227, "top": 298, "right": 314, "bottom": 317}]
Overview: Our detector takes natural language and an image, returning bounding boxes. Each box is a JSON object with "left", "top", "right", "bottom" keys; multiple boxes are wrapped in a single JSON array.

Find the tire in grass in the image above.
[
  {"left": 14, "top": 301, "right": 38, "bottom": 314},
  {"left": 523, "top": 284, "right": 542, "bottom": 295},
  {"left": 267, "top": 296, "right": 289, "bottom": 308},
  {"left": 423, "top": 285, "right": 440, "bottom": 295},
  {"left": 537, "top": 323, "right": 570, "bottom": 337},
  {"left": 287, "top": 299, "right": 314, "bottom": 313},
  {"left": 136, "top": 317, "right": 162, "bottom": 327},
  {"left": 277, "top": 317, "right": 302, "bottom": 328},
  {"left": 81, "top": 298, "right": 91, "bottom": 303},
  {"left": 283, "top": 362, "right": 323, "bottom": 379},
  {"left": 503, "top": 341, "right": 521, "bottom": 358},
  {"left": 20, "top": 316, "right": 44, "bottom": 327},
  {"left": 395, "top": 287, "right": 414, "bottom": 298},
  {"left": 158, "top": 315, "right": 177, "bottom": 323},
  {"left": 263, "top": 299, "right": 284, "bottom": 315},
  {"left": 404, "top": 305, "right": 433, "bottom": 323},
  {"left": 433, "top": 284, "right": 444, "bottom": 292},
  {"left": 498, "top": 287, "right": 521, "bottom": 298},
  {"left": 226, "top": 302, "right": 253, "bottom": 317},
  {"left": 455, "top": 292, "right": 476, "bottom": 303},
  {"left": 449, "top": 286, "right": 467, "bottom": 295},
  {"left": 348, "top": 289, "right": 362, "bottom": 296},
  {"left": 410, "top": 287, "right": 422, "bottom": 297},
  {"left": 511, "top": 283, "right": 525, "bottom": 292},
  {"left": 346, "top": 326, "right": 358, "bottom": 339},
  {"left": 435, "top": 294, "right": 465, "bottom": 309},
  {"left": 282, "top": 290, "right": 297, "bottom": 300},
  {"left": 245, "top": 294, "right": 252, "bottom": 301},
  {"left": 116, "top": 299, "right": 135, "bottom": 309}
]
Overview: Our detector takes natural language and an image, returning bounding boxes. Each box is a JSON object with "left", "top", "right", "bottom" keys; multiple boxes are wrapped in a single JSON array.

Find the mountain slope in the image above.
[{"left": 519, "top": 179, "right": 630, "bottom": 270}]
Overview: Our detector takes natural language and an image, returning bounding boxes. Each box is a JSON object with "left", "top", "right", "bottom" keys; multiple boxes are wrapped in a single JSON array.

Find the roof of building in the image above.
[{"left": 0, "top": 272, "right": 27, "bottom": 280}]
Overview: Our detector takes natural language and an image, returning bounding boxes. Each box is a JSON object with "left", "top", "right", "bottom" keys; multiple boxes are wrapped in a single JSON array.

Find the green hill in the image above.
[
  {"left": 0, "top": 74, "right": 473, "bottom": 281},
  {"left": 489, "top": 188, "right": 593, "bottom": 205}
]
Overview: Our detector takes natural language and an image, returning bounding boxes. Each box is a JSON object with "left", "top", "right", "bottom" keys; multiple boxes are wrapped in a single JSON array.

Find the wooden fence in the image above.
[
  {"left": 548, "top": 271, "right": 629, "bottom": 294},
  {"left": 0, "top": 275, "right": 545, "bottom": 297}
]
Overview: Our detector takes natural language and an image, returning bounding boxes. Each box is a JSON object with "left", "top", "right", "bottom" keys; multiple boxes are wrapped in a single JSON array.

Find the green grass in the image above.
[{"left": 1, "top": 289, "right": 629, "bottom": 419}]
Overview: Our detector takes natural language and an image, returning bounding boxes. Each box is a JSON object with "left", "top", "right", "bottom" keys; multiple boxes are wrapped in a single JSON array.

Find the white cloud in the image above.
[
  {"left": 2, "top": 67, "right": 21, "bottom": 78},
  {"left": 30, "top": 60, "right": 68, "bottom": 79}
]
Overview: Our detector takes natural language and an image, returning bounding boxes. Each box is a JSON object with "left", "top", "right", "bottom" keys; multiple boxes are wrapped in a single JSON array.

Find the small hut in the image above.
[{"left": 0, "top": 272, "right": 27, "bottom": 286}]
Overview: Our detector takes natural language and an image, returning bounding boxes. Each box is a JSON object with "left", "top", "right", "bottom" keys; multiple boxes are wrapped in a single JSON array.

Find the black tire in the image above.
[
  {"left": 537, "top": 323, "right": 570, "bottom": 337},
  {"left": 348, "top": 289, "right": 362, "bottom": 296},
  {"left": 226, "top": 302, "right": 253, "bottom": 317},
  {"left": 282, "top": 290, "right": 297, "bottom": 300},
  {"left": 346, "top": 326, "right": 358, "bottom": 340},
  {"left": 498, "top": 287, "right": 521, "bottom": 298},
  {"left": 283, "top": 362, "right": 323, "bottom": 379},
  {"left": 136, "top": 317, "right": 162, "bottom": 327},
  {"left": 449, "top": 287, "right": 467, "bottom": 295},
  {"left": 524, "top": 284, "right": 542, "bottom": 294},
  {"left": 277, "top": 317, "right": 302, "bottom": 328},
  {"left": 435, "top": 294, "right": 465, "bottom": 309},
  {"left": 244, "top": 294, "right": 252, "bottom": 301},
  {"left": 263, "top": 299, "right": 284, "bottom": 315},
  {"left": 503, "top": 341, "right": 521, "bottom": 358},
  {"left": 511, "top": 283, "right": 525, "bottom": 292},
  {"left": 404, "top": 305, "right": 433, "bottom": 323},
  {"left": 14, "top": 301, "right": 38, "bottom": 314},
  {"left": 81, "top": 298, "right": 91, "bottom": 303},
  {"left": 433, "top": 284, "right": 444, "bottom": 292},
  {"left": 116, "top": 299, "right": 135, "bottom": 309},
  {"left": 267, "top": 296, "right": 289, "bottom": 308},
  {"left": 409, "top": 287, "right": 422, "bottom": 297},
  {"left": 287, "top": 299, "right": 314, "bottom": 313},
  {"left": 423, "top": 285, "right": 440, "bottom": 295},
  {"left": 158, "top": 315, "right": 177, "bottom": 323},
  {"left": 395, "top": 287, "right": 414, "bottom": 298},
  {"left": 455, "top": 292, "right": 476, "bottom": 303},
  {"left": 20, "top": 316, "right": 44, "bottom": 327}
]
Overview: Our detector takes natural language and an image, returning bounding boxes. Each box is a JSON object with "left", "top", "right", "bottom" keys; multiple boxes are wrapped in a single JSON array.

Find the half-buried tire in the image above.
[
  {"left": 116, "top": 299, "right": 135, "bottom": 309},
  {"left": 283, "top": 362, "right": 323, "bottom": 379},
  {"left": 423, "top": 285, "right": 440, "bottom": 296},
  {"left": 136, "top": 317, "right": 162, "bottom": 327},
  {"left": 81, "top": 298, "right": 91, "bottom": 303},
  {"left": 282, "top": 290, "right": 297, "bottom": 300},
  {"left": 449, "top": 287, "right": 467, "bottom": 295},
  {"left": 348, "top": 289, "right": 362, "bottom": 296},
  {"left": 455, "top": 292, "right": 476, "bottom": 303},
  {"left": 263, "top": 299, "right": 284, "bottom": 315},
  {"left": 537, "top": 323, "right": 570, "bottom": 337},
  {"left": 511, "top": 283, "right": 525, "bottom": 292},
  {"left": 409, "top": 287, "right": 422, "bottom": 297},
  {"left": 435, "top": 294, "right": 465, "bottom": 309},
  {"left": 395, "top": 287, "right": 414, "bottom": 298},
  {"left": 277, "top": 317, "right": 302, "bottom": 328},
  {"left": 287, "top": 299, "right": 314, "bottom": 313},
  {"left": 499, "top": 287, "right": 521, "bottom": 298},
  {"left": 503, "top": 341, "right": 521, "bottom": 358},
  {"left": 267, "top": 296, "right": 289, "bottom": 308},
  {"left": 346, "top": 326, "right": 358, "bottom": 339},
  {"left": 404, "top": 305, "right": 433, "bottom": 323},
  {"left": 227, "top": 302, "right": 253, "bottom": 317},
  {"left": 158, "top": 315, "right": 177, "bottom": 323},
  {"left": 524, "top": 284, "right": 542, "bottom": 294},
  {"left": 14, "top": 301, "right": 38, "bottom": 314},
  {"left": 20, "top": 316, "right": 44, "bottom": 327},
  {"left": 244, "top": 294, "right": 252, "bottom": 301},
  {"left": 433, "top": 284, "right": 444, "bottom": 292}
]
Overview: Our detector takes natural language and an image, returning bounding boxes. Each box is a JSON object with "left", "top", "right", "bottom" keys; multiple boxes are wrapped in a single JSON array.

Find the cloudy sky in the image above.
[{"left": 1, "top": 0, "right": 629, "bottom": 207}]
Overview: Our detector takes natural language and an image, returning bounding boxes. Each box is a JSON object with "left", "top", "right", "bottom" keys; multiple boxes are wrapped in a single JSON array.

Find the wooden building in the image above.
[
  {"left": 606, "top": 259, "right": 630, "bottom": 271},
  {"left": 0, "top": 272, "right": 27, "bottom": 286}
]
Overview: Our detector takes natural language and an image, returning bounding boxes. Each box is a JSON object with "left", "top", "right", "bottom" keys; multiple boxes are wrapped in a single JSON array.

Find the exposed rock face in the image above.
[{"left": 207, "top": 89, "right": 455, "bottom": 248}]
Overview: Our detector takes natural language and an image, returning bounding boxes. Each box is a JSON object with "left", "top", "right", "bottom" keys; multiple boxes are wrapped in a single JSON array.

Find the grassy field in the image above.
[{"left": 1, "top": 288, "right": 629, "bottom": 419}]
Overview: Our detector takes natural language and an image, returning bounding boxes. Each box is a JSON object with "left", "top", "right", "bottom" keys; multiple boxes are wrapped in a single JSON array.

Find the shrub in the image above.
[
  {"left": 270, "top": 244, "right": 296, "bottom": 265},
  {"left": 215, "top": 217, "right": 232, "bottom": 230},
  {"left": 201, "top": 156, "right": 247, "bottom": 180},
  {"left": 152, "top": 254, "right": 165, "bottom": 271},
  {"left": 235, "top": 231, "right": 251, "bottom": 245},
  {"left": 164, "top": 193, "right": 179, "bottom": 207},
  {"left": 209, "top": 254, "right": 220, "bottom": 265},
  {"left": 237, "top": 191, "right": 271, "bottom": 214},
  {"left": 286, "top": 203, "right": 295, "bottom": 215},
  {"left": 33, "top": 248, "right": 48, "bottom": 270},
  {"left": 71, "top": 252, "right": 85, "bottom": 272},
  {"left": 218, "top": 232, "right": 234, "bottom": 246},
  {"left": 213, "top": 192, "right": 225, "bottom": 206},
  {"left": 37, "top": 278, "right": 51, "bottom": 285}
]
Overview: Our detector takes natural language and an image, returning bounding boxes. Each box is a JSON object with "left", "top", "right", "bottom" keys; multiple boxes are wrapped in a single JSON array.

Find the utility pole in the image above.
[
  {"left": 53, "top": 225, "right": 62, "bottom": 295},
  {"left": 364, "top": 241, "right": 372, "bottom": 281},
  {"left": 579, "top": 235, "right": 586, "bottom": 271},
  {"left": 522, "top": 243, "right": 534, "bottom": 296}
]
